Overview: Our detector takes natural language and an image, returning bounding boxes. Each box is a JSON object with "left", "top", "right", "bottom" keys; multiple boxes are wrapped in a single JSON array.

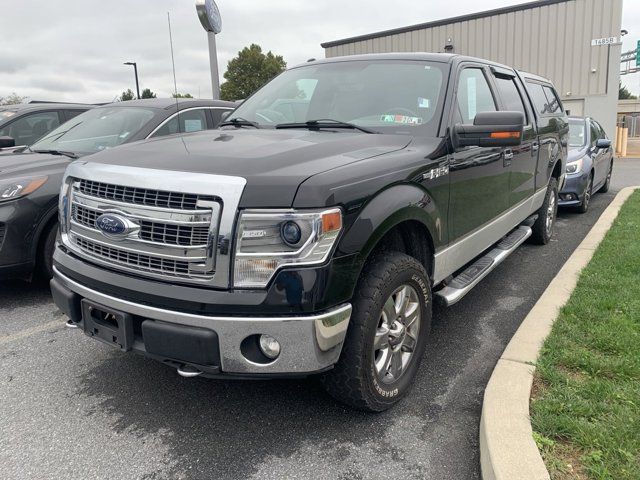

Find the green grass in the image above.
[{"left": 530, "top": 190, "right": 640, "bottom": 480}]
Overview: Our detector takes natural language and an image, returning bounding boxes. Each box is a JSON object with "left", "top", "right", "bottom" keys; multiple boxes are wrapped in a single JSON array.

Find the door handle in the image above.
[
  {"left": 531, "top": 143, "right": 540, "bottom": 156},
  {"left": 503, "top": 149, "right": 513, "bottom": 167}
]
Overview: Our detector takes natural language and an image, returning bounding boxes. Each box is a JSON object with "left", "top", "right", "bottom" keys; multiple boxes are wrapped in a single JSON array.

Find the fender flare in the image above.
[{"left": 338, "top": 183, "right": 444, "bottom": 276}]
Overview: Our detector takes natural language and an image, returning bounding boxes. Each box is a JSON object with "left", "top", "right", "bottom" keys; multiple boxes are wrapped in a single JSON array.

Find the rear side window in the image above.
[
  {"left": 494, "top": 76, "right": 527, "bottom": 121},
  {"left": 455, "top": 68, "right": 497, "bottom": 124},
  {"left": 542, "top": 86, "right": 563, "bottom": 115},
  {"left": 526, "top": 82, "right": 550, "bottom": 116},
  {"left": 151, "top": 109, "right": 208, "bottom": 138}
]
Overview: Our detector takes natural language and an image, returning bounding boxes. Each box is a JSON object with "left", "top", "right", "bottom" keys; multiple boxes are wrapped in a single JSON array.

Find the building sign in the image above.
[{"left": 590, "top": 36, "right": 619, "bottom": 46}]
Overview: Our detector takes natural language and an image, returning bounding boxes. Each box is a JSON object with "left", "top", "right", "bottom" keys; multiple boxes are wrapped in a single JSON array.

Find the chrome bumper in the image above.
[{"left": 54, "top": 267, "right": 352, "bottom": 375}]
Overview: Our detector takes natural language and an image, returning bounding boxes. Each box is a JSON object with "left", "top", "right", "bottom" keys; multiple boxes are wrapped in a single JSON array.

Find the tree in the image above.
[
  {"left": 172, "top": 93, "right": 193, "bottom": 98},
  {"left": 619, "top": 82, "right": 637, "bottom": 100},
  {"left": 220, "top": 44, "right": 286, "bottom": 101},
  {"left": 0, "top": 93, "right": 27, "bottom": 105},
  {"left": 141, "top": 88, "right": 157, "bottom": 99},
  {"left": 119, "top": 89, "right": 135, "bottom": 101}
]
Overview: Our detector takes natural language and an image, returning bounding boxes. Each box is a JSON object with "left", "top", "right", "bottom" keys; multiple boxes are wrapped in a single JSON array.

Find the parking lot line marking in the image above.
[{"left": 0, "top": 320, "right": 64, "bottom": 346}]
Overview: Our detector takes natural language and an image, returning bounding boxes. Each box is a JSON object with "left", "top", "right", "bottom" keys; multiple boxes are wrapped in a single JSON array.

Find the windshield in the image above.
[
  {"left": 31, "top": 107, "right": 156, "bottom": 155},
  {"left": 569, "top": 120, "right": 587, "bottom": 148},
  {"left": 228, "top": 59, "right": 449, "bottom": 136}
]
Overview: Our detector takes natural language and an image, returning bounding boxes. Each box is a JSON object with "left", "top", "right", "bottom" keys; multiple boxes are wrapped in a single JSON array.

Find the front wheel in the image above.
[
  {"left": 321, "top": 251, "right": 432, "bottom": 412},
  {"left": 37, "top": 221, "right": 58, "bottom": 279},
  {"left": 576, "top": 173, "right": 593, "bottom": 214},
  {"left": 530, "top": 177, "right": 558, "bottom": 245}
]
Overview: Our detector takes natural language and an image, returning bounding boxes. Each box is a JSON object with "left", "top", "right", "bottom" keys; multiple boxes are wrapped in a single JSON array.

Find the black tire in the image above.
[
  {"left": 599, "top": 161, "right": 613, "bottom": 193},
  {"left": 576, "top": 173, "right": 593, "bottom": 214},
  {"left": 37, "top": 221, "right": 58, "bottom": 279},
  {"left": 321, "top": 251, "right": 432, "bottom": 412},
  {"left": 530, "top": 177, "right": 558, "bottom": 245}
]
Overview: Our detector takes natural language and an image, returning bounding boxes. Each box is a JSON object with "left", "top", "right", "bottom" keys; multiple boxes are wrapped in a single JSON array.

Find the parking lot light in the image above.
[{"left": 123, "top": 62, "right": 140, "bottom": 99}]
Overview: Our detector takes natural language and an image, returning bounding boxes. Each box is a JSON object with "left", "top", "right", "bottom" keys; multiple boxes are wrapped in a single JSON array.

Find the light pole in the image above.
[
  {"left": 123, "top": 62, "right": 140, "bottom": 99},
  {"left": 195, "top": 0, "right": 222, "bottom": 99}
]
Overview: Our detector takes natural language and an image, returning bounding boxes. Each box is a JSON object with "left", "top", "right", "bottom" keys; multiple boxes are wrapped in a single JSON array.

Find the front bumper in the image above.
[
  {"left": 559, "top": 173, "right": 589, "bottom": 206},
  {"left": 51, "top": 267, "right": 352, "bottom": 377}
]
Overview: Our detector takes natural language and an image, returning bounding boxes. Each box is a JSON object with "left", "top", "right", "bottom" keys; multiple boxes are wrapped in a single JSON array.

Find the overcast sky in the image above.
[{"left": 1, "top": 0, "right": 639, "bottom": 103}]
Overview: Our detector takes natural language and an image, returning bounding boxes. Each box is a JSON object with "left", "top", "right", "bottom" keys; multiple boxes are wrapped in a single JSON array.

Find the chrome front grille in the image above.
[
  {"left": 59, "top": 163, "right": 247, "bottom": 288},
  {"left": 77, "top": 179, "right": 215, "bottom": 210},
  {"left": 66, "top": 179, "right": 221, "bottom": 283}
]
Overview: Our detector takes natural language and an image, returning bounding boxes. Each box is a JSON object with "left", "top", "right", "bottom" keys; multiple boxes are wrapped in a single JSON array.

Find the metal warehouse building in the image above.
[{"left": 321, "top": 0, "right": 624, "bottom": 137}]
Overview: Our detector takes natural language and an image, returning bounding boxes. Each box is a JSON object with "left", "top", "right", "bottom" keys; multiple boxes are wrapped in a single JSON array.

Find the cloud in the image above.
[{"left": 0, "top": 0, "right": 638, "bottom": 102}]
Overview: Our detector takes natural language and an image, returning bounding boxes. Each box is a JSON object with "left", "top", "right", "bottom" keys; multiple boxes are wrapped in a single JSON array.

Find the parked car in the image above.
[
  {"left": 559, "top": 116, "right": 613, "bottom": 213},
  {"left": 0, "top": 98, "right": 235, "bottom": 280},
  {"left": 51, "top": 53, "right": 567, "bottom": 411},
  {"left": 0, "top": 102, "right": 91, "bottom": 153}
]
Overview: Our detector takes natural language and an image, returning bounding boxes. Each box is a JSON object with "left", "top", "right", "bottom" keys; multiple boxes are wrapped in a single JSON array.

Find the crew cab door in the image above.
[
  {"left": 490, "top": 68, "right": 538, "bottom": 206},
  {"left": 448, "top": 64, "right": 510, "bottom": 240}
]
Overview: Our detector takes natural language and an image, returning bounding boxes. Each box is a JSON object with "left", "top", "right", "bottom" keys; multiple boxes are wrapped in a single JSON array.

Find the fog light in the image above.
[{"left": 259, "top": 334, "right": 281, "bottom": 359}]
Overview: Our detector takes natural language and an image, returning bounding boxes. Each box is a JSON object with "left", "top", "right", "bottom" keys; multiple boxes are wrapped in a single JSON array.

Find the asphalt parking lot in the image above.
[{"left": 0, "top": 162, "right": 637, "bottom": 480}]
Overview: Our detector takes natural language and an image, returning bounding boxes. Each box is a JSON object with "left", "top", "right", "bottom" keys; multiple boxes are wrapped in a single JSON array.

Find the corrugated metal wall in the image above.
[{"left": 324, "top": 0, "right": 623, "bottom": 100}]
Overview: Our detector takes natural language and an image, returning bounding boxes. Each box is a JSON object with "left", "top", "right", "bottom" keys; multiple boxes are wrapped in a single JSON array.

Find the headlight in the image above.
[
  {"left": 565, "top": 159, "right": 583, "bottom": 174},
  {"left": 0, "top": 176, "right": 48, "bottom": 202},
  {"left": 234, "top": 208, "right": 342, "bottom": 288}
]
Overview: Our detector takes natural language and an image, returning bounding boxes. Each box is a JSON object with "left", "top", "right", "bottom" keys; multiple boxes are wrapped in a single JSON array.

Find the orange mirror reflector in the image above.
[{"left": 490, "top": 131, "right": 521, "bottom": 139}]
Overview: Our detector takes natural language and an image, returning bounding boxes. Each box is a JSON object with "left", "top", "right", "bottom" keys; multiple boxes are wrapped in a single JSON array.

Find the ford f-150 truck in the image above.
[{"left": 51, "top": 53, "right": 568, "bottom": 411}]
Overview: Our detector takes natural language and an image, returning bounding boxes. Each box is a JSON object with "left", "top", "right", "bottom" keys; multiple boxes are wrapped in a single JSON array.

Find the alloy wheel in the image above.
[
  {"left": 373, "top": 284, "right": 421, "bottom": 384},
  {"left": 545, "top": 190, "right": 557, "bottom": 235}
]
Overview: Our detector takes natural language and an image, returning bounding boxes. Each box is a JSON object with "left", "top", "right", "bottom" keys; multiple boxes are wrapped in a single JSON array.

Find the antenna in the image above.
[{"left": 167, "top": 12, "right": 181, "bottom": 133}]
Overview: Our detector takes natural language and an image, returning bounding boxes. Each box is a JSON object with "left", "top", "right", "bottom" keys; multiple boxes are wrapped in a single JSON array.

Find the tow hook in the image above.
[{"left": 177, "top": 365, "right": 203, "bottom": 378}]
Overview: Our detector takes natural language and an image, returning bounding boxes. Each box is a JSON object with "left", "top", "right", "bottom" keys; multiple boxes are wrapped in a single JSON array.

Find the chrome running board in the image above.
[{"left": 435, "top": 226, "right": 532, "bottom": 307}]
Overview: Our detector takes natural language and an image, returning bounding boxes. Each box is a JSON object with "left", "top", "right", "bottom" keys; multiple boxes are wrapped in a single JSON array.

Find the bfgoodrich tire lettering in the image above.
[{"left": 321, "top": 251, "right": 432, "bottom": 412}]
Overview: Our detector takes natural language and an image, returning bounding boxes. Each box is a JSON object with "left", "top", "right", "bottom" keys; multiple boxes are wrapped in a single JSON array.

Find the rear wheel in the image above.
[
  {"left": 576, "top": 173, "right": 593, "bottom": 214},
  {"left": 530, "top": 177, "right": 558, "bottom": 245},
  {"left": 599, "top": 161, "right": 613, "bottom": 193},
  {"left": 321, "top": 251, "right": 432, "bottom": 412}
]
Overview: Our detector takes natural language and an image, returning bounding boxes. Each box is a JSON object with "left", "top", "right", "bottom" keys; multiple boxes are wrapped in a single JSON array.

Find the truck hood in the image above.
[
  {"left": 0, "top": 151, "right": 71, "bottom": 178},
  {"left": 81, "top": 129, "right": 412, "bottom": 207}
]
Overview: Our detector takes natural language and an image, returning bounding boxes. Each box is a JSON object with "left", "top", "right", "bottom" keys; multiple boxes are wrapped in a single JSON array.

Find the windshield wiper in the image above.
[
  {"left": 275, "top": 119, "right": 377, "bottom": 134},
  {"left": 32, "top": 149, "right": 79, "bottom": 159},
  {"left": 220, "top": 117, "right": 260, "bottom": 129}
]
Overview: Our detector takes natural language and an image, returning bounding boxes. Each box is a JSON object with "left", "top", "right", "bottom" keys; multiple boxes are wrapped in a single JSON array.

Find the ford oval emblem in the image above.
[{"left": 96, "top": 213, "right": 128, "bottom": 237}]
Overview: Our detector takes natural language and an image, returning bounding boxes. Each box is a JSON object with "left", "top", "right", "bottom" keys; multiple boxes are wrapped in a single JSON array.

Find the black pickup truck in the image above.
[{"left": 51, "top": 53, "right": 568, "bottom": 411}]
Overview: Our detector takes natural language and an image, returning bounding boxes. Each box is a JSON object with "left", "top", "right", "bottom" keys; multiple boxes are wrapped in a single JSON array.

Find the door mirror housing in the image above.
[
  {"left": 0, "top": 136, "right": 16, "bottom": 149},
  {"left": 596, "top": 138, "right": 611, "bottom": 149},
  {"left": 454, "top": 111, "right": 525, "bottom": 148}
]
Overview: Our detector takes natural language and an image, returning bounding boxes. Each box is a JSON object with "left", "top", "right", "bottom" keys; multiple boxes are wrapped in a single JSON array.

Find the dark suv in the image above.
[
  {"left": 52, "top": 54, "right": 568, "bottom": 411},
  {"left": 0, "top": 102, "right": 90, "bottom": 153}
]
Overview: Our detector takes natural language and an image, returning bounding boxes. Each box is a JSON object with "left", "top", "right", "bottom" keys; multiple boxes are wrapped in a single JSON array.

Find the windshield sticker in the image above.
[
  {"left": 418, "top": 97, "right": 430, "bottom": 109},
  {"left": 380, "top": 115, "right": 423, "bottom": 125}
]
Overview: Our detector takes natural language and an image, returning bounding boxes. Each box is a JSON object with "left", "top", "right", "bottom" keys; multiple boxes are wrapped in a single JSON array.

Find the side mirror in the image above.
[
  {"left": 596, "top": 138, "right": 611, "bottom": 149},
  {"left": 0, "top": 136, "right": 16, "bottom": 149},
  {"left": 454, "top": 111, "right": 525, "bottom": 148},
  {"left": 220, "top": 110, "right": 232, "bottom": 122}
]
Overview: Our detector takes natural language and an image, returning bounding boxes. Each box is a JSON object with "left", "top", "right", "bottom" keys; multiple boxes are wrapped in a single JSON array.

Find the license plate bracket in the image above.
[{"left": 81, "top": 299, "right": 134, "bottom": 351}]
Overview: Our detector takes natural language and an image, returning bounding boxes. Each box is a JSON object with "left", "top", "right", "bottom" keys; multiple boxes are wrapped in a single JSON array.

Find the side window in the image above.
[
  {"left": 0, "top": 111, "right": 61, "bottom": 146},
  {"left": 494, "top": 75, "right": 527, "bottom": 121},
  {"left": 594, "top": 120, "right": 607, "bottom": 139},
  {"left": 526, "top": 82, "right": 550, "bottom": 116},
  {"left": 210, "top": 108, "right": 230, "bottom": 127},
  {"left": 542, "top": 86, "right": 562, "bottom": 115},
  {"left": 455, "top": 68, "right": 497, "bottom": 124},
  {"left": 151, "top": 109, "right": 208, "bottom": 138},
  {"left": 590, "top": 120, "right": 599, "bottom": 147},
  {"left": 64, "top": 109, "right": 86, "bottom": 121}
]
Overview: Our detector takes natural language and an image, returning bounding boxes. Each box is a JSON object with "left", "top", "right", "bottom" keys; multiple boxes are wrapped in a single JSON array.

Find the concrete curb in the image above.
[{"left": 479, "top": 186, "right": 638, "bottom": 480}]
